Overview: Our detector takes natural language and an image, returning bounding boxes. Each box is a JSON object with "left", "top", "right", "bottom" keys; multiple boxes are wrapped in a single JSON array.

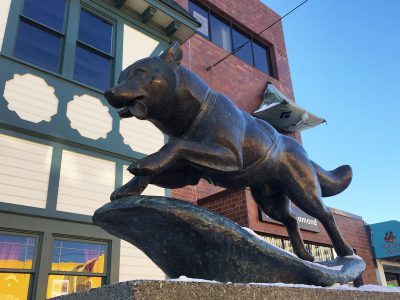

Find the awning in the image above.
[
  {"left": 254, "top": 84, "right": 326, "bottom": 132},
  {"left": 369, "top": 220, "right": 400, "bottom": 259}
]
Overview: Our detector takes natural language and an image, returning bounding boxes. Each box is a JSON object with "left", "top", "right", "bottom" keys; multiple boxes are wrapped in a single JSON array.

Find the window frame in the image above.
[
  {"left": 49, "top": 235, "right": 109, "bottom": 277},
  {"left": 0, "top": 230, "right": 41, "bottom": 300},
  {"left": 13, "top": 0, "right": 68, "bottom": 74},
  {"left": 188, "top": 0, "right": 274, "bottom": 77},
  {"left": 12, "top": 0, "right": 117, "bottom": 91},
  {"left": 44, "top": 235, "right": 109, "bottom": 298},
  {"left": 72, "top": 4, "right": 117, "bottom": 90}
]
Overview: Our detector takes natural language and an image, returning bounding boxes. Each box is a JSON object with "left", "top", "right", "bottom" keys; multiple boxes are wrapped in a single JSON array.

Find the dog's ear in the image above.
[{"left": 160, "top": 41, "right": 183, "bottom": 64}]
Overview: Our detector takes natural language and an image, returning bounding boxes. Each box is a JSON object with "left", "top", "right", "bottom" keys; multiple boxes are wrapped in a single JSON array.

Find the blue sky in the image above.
[{"left": 262, "top": 0, "right": 400, "bottom": 224}]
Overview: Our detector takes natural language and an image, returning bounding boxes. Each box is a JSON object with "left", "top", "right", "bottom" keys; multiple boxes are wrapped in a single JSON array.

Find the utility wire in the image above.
[{"left": 206, "top": 0, "right": 310, "bottom": 71}]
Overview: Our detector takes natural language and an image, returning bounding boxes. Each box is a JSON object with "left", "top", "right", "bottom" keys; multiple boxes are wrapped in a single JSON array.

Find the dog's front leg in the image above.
[
  {"left": 128, "top": 141, "right": 178, "bottom": 176},
  {"left": 129, "top": 139, "right": 241, "bottom": 176}
]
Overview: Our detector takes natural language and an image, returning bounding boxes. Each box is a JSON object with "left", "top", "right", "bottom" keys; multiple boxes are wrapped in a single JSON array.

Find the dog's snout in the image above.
[
  {"left": 104, "top": 88, "right": 116, "bottom": 101},
  {"left": 104, "top": 88, "right": 123, "bottom": 108}
]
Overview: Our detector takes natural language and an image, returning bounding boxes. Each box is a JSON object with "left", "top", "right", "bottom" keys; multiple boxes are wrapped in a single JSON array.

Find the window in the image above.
[
  {"left": 73, "top": 9, "right": 114, "bottom": 91},
  {"left": 13, "top": 0, "right": 115, "bottom": 91},
  {"left": 188, "top": 1, "right": 209, "bottom": 38},
  {"left": 232, "top": 28, "right": 253, "bottom": 66},
  {"left": 46, "top": 238, "right": 107, "bottom": 298},
  {"left": 188, "top": 0, "right": 273, "bottom": 76},
  {"left": 386, "top": 272, "right": 400, "bottom": 287},
  {"left": 0, "top": 232, "right": 38, "bottom": 300},
  {"left": 253, "top": 41, "right": 271, "bottom": 74},
  {"left": 210, "top": 14, "right": 231, "bottom": 52},
  {"left": 260, "top": 234, "right": 337, "bottom": 262},
  {"left": 14, "top": 0, "right": 67, "bottom": 72}
]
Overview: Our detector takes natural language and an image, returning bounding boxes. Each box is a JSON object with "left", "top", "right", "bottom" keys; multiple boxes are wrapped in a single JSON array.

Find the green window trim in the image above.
[{"left": 0, "top": 217, "right": 120, "bottom": 300}]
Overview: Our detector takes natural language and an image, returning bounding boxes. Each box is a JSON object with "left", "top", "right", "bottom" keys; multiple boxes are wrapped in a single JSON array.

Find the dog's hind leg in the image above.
[
  {"left": 251, "top": 186, "right": 314, "bottom": 261},
  {"left": 277, "top": 138, "right": 354, "bottom": 257}
]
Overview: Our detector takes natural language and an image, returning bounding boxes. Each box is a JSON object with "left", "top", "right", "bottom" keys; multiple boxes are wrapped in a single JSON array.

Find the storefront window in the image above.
[
  {"left": 262, "top": 236, "right": 283, "bottom": 249},
  {"left": 0, "top": 233, "right": 37, "bottom": 300},
  {"left": 305, "top": 243, "right": 336, "bottom": 261},
  {"left": 260, "top": 234, "right": 337, "bottom": 262},
  {"left": 386, "top": 272, "right": 400, "bottom": 287},
  {"left": 46, "top": 238, "right": 107, "bottom": 299},
  {"left": 46, "top": 275, "right": 102, "bottom": 298},
  {"left": 51, "top": 240, "right": 106, "bottom": 273}
]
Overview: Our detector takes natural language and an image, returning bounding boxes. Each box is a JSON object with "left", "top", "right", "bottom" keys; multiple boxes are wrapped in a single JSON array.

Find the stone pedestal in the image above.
[{"left": 52, "top": 280, "right": 399, "bottom": 300}]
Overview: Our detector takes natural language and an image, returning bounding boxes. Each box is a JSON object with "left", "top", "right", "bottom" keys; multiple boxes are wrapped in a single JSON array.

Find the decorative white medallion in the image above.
[
  {"left": 120, "top": 117, "right": 164, "bottom": 155},
  {"left": 3, "top": 74, "right": 58, "bottom": 123},
  {"left": 67, "top": 94, "right": 112, "bottom": 140}
]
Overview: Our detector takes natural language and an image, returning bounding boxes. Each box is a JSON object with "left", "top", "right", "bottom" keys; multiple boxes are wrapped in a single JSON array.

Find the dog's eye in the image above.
[{"left": 133, "top": 69, "right": 146, "bottom": 76}]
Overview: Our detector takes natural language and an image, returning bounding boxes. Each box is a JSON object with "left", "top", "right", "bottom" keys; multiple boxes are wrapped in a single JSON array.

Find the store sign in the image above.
[
  {"left": 369, "top": 220, "right": 400, "bottom": 259},
  {"left": 259, "top": 207, "right": 320, "bottom": 232}
]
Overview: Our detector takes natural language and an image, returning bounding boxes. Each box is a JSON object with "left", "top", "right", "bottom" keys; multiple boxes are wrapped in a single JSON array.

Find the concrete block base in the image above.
[{"left": 52, "top": 280, "right": 400, "bottom": 300}]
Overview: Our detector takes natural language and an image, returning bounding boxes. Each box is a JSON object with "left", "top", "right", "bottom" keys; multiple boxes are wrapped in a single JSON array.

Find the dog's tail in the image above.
[{"left": 311, "top": 161, "right": 352, "bottom": 197}]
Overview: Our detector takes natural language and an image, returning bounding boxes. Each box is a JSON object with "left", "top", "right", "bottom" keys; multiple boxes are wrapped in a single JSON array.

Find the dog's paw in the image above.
[
  {"left": 128, "top": 161, "right": 157, "bottom": 176},
  {"left": 110, "top": 182, "right": 148, "bottom": 201},
  {"left": 110, "top": 187, "right": 126, "bottom": 201}
]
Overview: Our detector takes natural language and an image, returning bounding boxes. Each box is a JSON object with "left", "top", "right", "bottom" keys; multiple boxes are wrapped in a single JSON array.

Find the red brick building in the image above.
[{"left": 172, "top": 0, "right": 378, "bottom": 285}]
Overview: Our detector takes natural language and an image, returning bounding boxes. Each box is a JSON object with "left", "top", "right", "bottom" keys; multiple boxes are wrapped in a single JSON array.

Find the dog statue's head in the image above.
[
  {"left": 105, "top": 42, "right": 211, "bottom": 137},
  {"left": 104, "top": 42, "right": 183, "bottom": 121}
]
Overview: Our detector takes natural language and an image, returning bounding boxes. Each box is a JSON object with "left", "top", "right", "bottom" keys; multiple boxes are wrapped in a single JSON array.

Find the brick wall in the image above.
[
  {"left": 198, "top": 189, "right": 249, "bottom": 227},
  {"left": 172, "top": 0, "right": 297, "bottom": 201}
]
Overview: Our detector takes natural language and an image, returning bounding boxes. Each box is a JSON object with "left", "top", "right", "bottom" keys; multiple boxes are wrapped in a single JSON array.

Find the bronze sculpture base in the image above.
[{"left": 93, "top": 196, "right": 365, "bottom": 286}]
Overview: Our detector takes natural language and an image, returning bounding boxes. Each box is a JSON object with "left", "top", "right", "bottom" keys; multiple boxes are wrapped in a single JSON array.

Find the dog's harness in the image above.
[
  {"left": 182, "top": 88, "right": 218, "bottom": 140},
  {"left": 180, "top": 87, "right": 282, "bottom": 184}
]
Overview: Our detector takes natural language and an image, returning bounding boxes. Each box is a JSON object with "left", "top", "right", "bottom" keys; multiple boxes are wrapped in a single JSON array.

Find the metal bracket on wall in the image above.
[
  {"left": 142, "top": 6, "right": 157, "bottom": 24},
  {"left": 165, "top": 21, "right": 180, "bottom": 37},
  {"left": 114, "top": 0, "right": 127, "bottom": 9}
]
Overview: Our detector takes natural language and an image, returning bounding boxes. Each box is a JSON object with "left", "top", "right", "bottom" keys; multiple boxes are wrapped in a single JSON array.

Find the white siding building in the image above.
[{"left": 0, "top": 0, "right": 198, "bottom": 299}]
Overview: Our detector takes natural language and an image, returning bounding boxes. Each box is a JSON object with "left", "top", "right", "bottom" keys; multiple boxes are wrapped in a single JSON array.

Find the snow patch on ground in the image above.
[
  {"left": 330, "top": 284, "right": 400, "bottom": 293},
  {"left": 169, "top": 276, "right": 217, "bottom": 283},
  {"left": 168, "top": 277, "right": 400, "bottom": 293}
]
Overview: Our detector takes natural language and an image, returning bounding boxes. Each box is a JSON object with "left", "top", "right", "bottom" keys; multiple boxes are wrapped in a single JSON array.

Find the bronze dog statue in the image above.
[{"left": 104, "top": 42, "right": 354, "bottom": 262}]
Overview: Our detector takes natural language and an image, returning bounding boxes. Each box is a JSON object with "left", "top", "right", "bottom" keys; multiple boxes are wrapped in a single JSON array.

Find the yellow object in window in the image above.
[
  {"left": 46, "top": 275, "right": 102, "bottom": 298},
  {"left": 0, "top": 273, "right": 30, "bottom": 300}
]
